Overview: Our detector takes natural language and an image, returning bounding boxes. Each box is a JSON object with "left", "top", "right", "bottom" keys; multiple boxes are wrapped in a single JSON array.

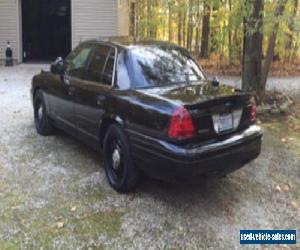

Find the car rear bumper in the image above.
[{"left": 127, "top": 125, "right": 263, "bottom": 182}]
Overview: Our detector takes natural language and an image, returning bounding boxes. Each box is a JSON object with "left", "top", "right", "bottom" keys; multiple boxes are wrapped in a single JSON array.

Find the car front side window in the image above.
[{"left": 65, "top": 44, "right": 93, "bottom": 78}]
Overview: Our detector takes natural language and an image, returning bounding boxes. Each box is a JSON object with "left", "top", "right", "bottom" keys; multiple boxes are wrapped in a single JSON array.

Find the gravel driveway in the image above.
[
  {"left": 0, "top": 64, "right": 299, "bottom": 249},
  {"left": 220, "top": 76, "right": 300, "bottom": 96}
]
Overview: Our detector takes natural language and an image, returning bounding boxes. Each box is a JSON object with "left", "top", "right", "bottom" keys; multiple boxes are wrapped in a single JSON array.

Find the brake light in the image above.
[
  {"left": 250, "top": 97, "right": 257, "bottom": 122},
  {"left": 168, "top": 107, "right": 196, "bottom": 139}
]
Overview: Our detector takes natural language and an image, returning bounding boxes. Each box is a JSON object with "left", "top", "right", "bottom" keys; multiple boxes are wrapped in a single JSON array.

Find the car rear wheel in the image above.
[
  {"left": 34, "top": 90, "right": 54, "bottom": 136},
  {"left": 103, "top": 124, "right": 139, "bottom": 193}
]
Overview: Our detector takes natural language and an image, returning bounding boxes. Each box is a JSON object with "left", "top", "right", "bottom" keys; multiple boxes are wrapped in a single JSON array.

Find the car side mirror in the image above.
[
  {"left": 50, "top": 57, "right": 64, "bottom": 76},
  {"left": 212, "top": 75, "right": 220, "bottom": 87}
]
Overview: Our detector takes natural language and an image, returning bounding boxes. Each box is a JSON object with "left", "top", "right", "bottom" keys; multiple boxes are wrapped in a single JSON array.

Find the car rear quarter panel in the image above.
[{"left": 111, "top": 89, "right": 176, "bottom": 140}]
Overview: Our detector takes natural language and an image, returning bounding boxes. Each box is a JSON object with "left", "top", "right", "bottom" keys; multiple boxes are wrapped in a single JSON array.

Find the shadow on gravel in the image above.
[
  {"left": 51, "top": 128, "right": 236, "bottom": 203},
  {"left": 49, "top": 129, "right": 103, "bottom": 171},
  {"left": 137, "top": 175, "right": 239, "bottom": 209}
]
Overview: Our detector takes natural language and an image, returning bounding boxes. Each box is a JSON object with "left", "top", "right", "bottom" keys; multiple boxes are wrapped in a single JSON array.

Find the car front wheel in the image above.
[
  {"left": 103, "top": 124, "right": 139, "bottom": 193},
  {"left": 34, "top": 90, "right": 54, "bottom": 136}
]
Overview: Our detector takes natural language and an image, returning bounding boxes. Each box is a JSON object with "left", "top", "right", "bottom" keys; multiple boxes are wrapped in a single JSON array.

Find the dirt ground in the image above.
[{"left": 0, "top": 65, "right": 299, "bottom": 249}]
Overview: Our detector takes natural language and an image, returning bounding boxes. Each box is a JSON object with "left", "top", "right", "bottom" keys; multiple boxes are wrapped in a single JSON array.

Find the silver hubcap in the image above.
[
  {"left": 38, "top": 105, "right": 43, "bottom": 120},
  {"left": 112, "top": 147, "right": 121, "bottom": 170}
]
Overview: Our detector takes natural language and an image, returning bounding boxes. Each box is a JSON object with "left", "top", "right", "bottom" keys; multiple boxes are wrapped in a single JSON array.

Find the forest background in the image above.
[{"left": 131, "top": 0, "right": 300, "bottom": 93}]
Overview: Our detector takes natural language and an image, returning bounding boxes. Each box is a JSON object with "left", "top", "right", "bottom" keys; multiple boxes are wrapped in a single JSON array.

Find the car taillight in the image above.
[
  {"left": 250, "top": 96, "right": 257, "bottom": 122},
  {"left": 168, "top": 107, "right": 196, "bottom": 139}
]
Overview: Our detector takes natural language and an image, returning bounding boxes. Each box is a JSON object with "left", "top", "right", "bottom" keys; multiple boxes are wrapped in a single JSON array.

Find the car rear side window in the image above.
[
  {"left": 102, "top": 49, "right": 116, "bottom": 86},
  {"left": 85, "top": 45, "right": 111, "bottom": 83},
  {"left": 116, "top": 51, "right": 131, "bottom": 90}
]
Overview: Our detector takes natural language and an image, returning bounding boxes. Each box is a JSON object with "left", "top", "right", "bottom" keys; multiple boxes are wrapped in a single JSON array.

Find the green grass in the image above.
[
  {"left": 0, "top": 240, "right": 19, "bottom": 250},
  {"left": 262, "top": 116, "right": 300, "bottom": 158},
  {"left": 0, "top": 165, "right": 123, "bottom": 249},
  {"left": 262, "top": 113, "right": 300, "bottom": 202},
  {"left": 22, "top": 210, "right": 123, "bottom": 249}
]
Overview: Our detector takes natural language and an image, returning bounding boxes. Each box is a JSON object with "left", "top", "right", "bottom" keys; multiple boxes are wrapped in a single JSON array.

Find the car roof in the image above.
[{"left": 83, "top": 36, "right": 184, "bottom": 51}]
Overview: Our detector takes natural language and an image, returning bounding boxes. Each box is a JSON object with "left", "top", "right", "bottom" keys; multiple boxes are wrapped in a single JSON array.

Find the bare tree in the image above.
[
  {"left": 186, "top": 0, "right": 194, "bottom": 51},
  {"left": 228, "top": 0, "right": 233, "bottom": 64},
  {"left": 177, "top": 0, "right": 183, "bottom": 46},
  {"left": 200, "top": 1, "right": 210, "bottom": 58}
]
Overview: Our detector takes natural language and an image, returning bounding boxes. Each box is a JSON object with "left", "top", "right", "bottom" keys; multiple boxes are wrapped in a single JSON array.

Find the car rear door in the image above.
[
  {"left": 49, "top": 43, "right": 94, "bottom": 128},
  {"left": 72, "top": 44, "right": 117, "bottom": 141}
]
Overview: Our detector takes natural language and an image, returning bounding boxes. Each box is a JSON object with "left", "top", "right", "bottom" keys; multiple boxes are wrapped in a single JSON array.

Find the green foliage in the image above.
[{"left": 134, "top": 0, "right": 300, "bottom": 62}]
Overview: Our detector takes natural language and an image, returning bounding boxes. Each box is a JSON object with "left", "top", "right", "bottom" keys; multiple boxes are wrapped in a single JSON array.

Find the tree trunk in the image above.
[
  {"left": 187, "top": 0, "right": 194, "bottom": 51},
  {"left": 286, "top": 0, "right": 299, "bottom": 61},
  {"left": 242, "top": 0, "right": 264, "bottom": 92},
  {"left": 147, "top": 0, "right": 151, "bottom": 39},
  {"left": 183, "top": 5, "right": 187, "bottom": 47},
  {"left": 130, "top": 2, "right": 136, "bottom": 38},
  {"left": 200, "top": 1, "right": 210, "bottom": 58},
  {"left": 195, "top": 0, "right": 201, "bottom": 55},
  {"left": 169, "top": 2, "right": 172, "bottom": 42},
  {"left": 261, "top": 0, "right": 288, "bottom": 91},
  {"left": 178, "top": 1, "right": 183, "bottom": 46},
  {"left": 228, "top": 0, "right": 233, "bottom": 64}
]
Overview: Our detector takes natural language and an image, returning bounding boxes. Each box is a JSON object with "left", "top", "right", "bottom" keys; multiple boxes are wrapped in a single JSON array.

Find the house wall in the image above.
[
  {"left": 0, "top": 0, "right": 21, "bottom": 63},
  {"left": 0, "top": 0, "right": 130, "bottom": 63},
  {"left": 118, "top": 0, "right": 130, "bottom": 37},
  {"left": 71, "top": 0, "right": 119, "bottom": 49}
]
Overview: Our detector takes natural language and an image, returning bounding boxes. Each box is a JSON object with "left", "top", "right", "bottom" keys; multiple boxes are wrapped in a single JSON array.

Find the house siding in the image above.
[
  {"left": 0, "top": 0, "right": 21, "bottom": 62},
  {"left": 72, "top": 0, "right": 119, "bottom": 49},
  {"left": 118, "top": 0, "right": 130, "bottom": 36},
  {"left": 0, "top": 0, "right": 129, "bottom": 63}
]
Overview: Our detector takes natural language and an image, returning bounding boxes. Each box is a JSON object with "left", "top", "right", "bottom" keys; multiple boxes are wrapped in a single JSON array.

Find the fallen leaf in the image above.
[
  {"left": 275, "top": 185, "right": 282, "bottom": 193},
  {"left": 128, "top": 194, "right": 135, "bottom": 201},
  {"left": 291, "top": 201, "right": 298, "bottom": 209},
  {"left": 54, "top": 216, "right": 62, "bottom": 221},
  {"left": 282, "top": 184, "right": 290, "bottom": 193},
  {"left": 293, "top": 125, "right": 300, "bottom": 131},
  {"left": 56, "top": 221, "right": 64, "bottom": 229}
]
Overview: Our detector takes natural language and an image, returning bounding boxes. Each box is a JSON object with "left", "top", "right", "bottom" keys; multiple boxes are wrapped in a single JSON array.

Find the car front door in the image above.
[
  {"left": 50, "top": 43, "right": 94, "bottom": 128},
  {"left": 72, "top": 44, "right": 117, "bottom": 142}
]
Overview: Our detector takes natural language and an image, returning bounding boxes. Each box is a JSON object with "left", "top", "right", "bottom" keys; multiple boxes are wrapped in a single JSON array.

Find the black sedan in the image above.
[{"left": 31, "top": 38, "right": 263, "bottom": 193}]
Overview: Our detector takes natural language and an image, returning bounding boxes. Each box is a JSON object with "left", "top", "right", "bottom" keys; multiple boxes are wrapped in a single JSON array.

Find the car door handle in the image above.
[{"left": 97, "top": 96, "right": 105, "bottom": 105}]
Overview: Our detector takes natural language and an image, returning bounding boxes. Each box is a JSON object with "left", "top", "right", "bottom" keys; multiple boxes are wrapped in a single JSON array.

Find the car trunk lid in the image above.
[
  {"left": 186, "top": 94, "right": 253, "bottom": 142},
  {"left": 138, "top": 81, "right": 253, "bottom": 142}
]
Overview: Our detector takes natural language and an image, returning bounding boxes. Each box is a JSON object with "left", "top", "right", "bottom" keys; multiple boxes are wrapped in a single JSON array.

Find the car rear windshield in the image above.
[{"left": 129, "top": 46, "right": 205, "bottom": 88}]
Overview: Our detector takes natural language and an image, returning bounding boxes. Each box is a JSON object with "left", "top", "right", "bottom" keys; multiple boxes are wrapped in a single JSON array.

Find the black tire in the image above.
[
  {"left": 34, "top": 90, "right": 54, "bottom": 136},
  {"left": 103, "top": 124, "right": 139, "bottom": 193}
]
